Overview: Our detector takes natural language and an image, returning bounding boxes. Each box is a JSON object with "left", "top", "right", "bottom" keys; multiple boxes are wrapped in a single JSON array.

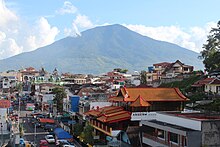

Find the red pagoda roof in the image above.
[{"left": 97, "top": 110, "right": 131, "bottom": 123}]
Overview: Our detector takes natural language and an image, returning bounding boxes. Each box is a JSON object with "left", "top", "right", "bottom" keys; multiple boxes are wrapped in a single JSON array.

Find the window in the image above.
[
  {"left": 184, "top": 137, "right": 187, "bottom": 146},
  {"left": 170, "top": 132, "right": 178, "bottom": 144},
  {"left": 157, "top": 129, "right": 165, "bottom": 139},
  {"left": 217, "top": 86, "right": 220, "bottom": 93}
]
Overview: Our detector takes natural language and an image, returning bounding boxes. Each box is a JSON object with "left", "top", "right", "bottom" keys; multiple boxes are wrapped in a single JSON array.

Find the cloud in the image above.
[
  {"left": 73, "top": 14, "right": 94, "bottom": 29},
  {"left": 0, "top": 0, "right": 18, "bottom": 27},
  {"left": 0, "top": 0, "right": 60, "bottom": 60},
  {"left": 64, "top": 14, "right": 94, "bottom": 37},
  {"left": 124, "top": 23, "right": 216, "bottom": 53},
  {"left": 0, "top": 37, "right": 23, "bottom": 57},
  {"left": 26, "top": 17, "right": 59, "bottom": 50},
  {"left": 64, "top": 23, "right": 81, "bottom": 37},
  {"left": 57, "top": 1, "right": 77, "bottom": 15}
]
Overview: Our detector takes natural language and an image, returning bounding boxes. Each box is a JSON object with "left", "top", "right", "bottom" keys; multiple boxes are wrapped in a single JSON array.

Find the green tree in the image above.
[
  {"left": 73, "top": 123, "right": 84, "bottom": 137},
  {"left": 52, "top": 86, "right": 66, "bottom": 113},
  {"left": 113, "top": 68, "right": 128, "bottom": 73},
  {"left": 83, "top": 125, "right": 94, "bottom": 145},
  {"left": 140, "top": 70, "right": 147, "bottom": 85},
  {"left": 200, "top": 21, "right": 220, "bottom": 72}
]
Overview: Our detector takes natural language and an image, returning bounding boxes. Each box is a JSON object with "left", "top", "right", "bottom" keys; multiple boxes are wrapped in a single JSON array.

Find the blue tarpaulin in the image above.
[{"left": 54, "top": 128, "right": 73, "bottom": 139}]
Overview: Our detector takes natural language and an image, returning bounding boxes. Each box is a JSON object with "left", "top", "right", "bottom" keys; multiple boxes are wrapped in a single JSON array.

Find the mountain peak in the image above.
[{"left": 0, "top": 24, "right": 203, "bottom": 74}]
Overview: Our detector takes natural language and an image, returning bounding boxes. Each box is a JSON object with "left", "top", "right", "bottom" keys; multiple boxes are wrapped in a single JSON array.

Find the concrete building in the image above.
[
  {"left": 0, "top": 100, "right": 12, "bottom": 146},
  {"left": 140, "top": 112, "right": 220, "bottom": 147}
]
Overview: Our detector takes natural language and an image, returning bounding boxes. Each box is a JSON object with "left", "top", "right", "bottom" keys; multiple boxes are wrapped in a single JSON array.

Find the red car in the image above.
[
  {"left": 39, "top": 140, "right": 49, "bottom": 147},
  {"left": 10, "top": 114, "right": 18, "bottom": 121}
]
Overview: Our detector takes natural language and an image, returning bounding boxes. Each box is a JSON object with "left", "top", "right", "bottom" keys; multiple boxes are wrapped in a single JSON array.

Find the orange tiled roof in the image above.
[
  {"left": 84, "top": 109, "right": 101, "bottom": 117},
  {"left": 130, "top": 95, "right": 151, "bottom": 107},
  {"left": 120, "top": 87, "right": 188, "bottom": 102},
  {"left": 84, "top": 106, "right": 124, "bottom": 117},
  {"left": 97, "top": 110, "right": 131, "bottom": 123}
]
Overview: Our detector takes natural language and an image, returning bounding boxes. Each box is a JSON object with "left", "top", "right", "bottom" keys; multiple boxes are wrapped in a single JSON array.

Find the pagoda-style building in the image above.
[
  {"left": 109, "top": 87, "right": 189, "bottom": 112},
  {"left": 84, "top": 87, "right": 189, "bottom": 146}
]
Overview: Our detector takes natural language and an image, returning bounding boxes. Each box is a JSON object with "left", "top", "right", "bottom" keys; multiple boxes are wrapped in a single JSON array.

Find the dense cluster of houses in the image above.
[{"left": 1, "top": 60, "right": 220, "bottom": 147}]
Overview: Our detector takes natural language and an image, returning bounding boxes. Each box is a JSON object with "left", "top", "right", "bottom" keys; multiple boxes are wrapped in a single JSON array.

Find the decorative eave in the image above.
[
  {"left": 130, "top": 95, "right": 151, "bottom": 107},
  {"left": 97, "top": 111, "right": 131, "bottom": 123}
]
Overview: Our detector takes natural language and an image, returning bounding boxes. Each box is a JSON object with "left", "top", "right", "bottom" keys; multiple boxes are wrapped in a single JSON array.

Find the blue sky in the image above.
[{"left": 0, "top": 0, "right": 219, "bottom": 59}]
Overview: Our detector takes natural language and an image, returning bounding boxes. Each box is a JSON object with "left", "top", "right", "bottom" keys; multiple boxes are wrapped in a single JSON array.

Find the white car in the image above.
[
  {"left": 45, "top": 135, "right": 55, "bottom": 143},
  {"left": 57, "top": 140, "right": 75, "bottom": 147}
]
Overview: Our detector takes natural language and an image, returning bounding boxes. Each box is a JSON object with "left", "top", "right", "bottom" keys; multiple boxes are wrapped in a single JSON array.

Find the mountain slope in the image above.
[{"left": 0, "top": 24, "right": 203, "bottom": 74}]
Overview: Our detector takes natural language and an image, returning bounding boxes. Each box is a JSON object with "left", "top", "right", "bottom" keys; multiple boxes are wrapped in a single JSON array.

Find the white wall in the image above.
[
  {"left": 42, "top": 94, "right": 54, "bottom": 102},
  {"left": 156, "top": 113, "right": 201, "bottom": 131},
  {"left": 90, "top": 102, "right": 112, "bottom": 110},
  {"left": 0, "top": 108, "right": 8, "bottom": 131}
]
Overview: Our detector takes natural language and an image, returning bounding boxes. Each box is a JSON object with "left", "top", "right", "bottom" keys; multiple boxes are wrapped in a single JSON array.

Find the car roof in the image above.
[
  {"left": 58, "top": 140, "right": 68, "bottom": 142},
  {"left": 46, "top": 135, "right": 54, "bottom": 137},
  {"left": 40, "top": 140, "right": 47, "bottom": 142}
]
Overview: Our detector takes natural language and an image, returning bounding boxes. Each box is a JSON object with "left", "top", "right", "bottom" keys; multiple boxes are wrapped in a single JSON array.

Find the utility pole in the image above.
[
  {"left": 1, "top": 122, "right": 3, "bottom": 147},
  {"left": 18, "top": 96, "right": 21, "bottom": 135},
  {"left": 34, "top": 124, "right": 36, "bottom": 146}
]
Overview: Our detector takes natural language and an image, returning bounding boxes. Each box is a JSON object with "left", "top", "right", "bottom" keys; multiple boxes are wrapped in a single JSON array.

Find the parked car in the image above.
[
  {"left": 45, "top": 135, "right": 55, "bottom": 144},
  {"left": 57, "top": 140, "right": 75, "bottom": 147},
  {"left": 39, "top": 140, "right": 49, "bottom": 147},
  {"left": 10, "top": 114, "right": 18, "bottom": 121},
  {"left": 20, "top": 138, "right": 25, "bottom": 146},
  {"left": 44, "top": 124, "right": 56, "bottom": 132}
]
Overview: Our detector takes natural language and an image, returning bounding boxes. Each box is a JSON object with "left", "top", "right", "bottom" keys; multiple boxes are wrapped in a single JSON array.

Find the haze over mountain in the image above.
[{"left": 0, "top": 24, "right": 203, "bottom": 74}]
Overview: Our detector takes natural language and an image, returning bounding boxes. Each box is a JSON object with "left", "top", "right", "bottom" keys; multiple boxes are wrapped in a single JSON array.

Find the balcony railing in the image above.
[{"left": 143, "top": 133, "right": 180, "bottom": 147}]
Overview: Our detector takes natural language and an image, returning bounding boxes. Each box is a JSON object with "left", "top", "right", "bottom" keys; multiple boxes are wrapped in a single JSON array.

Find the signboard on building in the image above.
[
  {"left": 0, "top": 99, "right": 11, "bottom": 108},
  {"left": 93, "top": 135, "right": 100, "bottom": 140}
]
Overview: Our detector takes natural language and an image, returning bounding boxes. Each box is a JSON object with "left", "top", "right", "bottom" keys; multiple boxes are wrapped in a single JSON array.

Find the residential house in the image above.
[
  {"left": 146, "top": 60, "right": 194, "bottom": 86},
  {"left": 0, "top": 99, "right": 11, "bottom": 146},
  {"left": 102, "top": 71, "right": 127, "bottom": 90},
  {"left": 192, "top": 77, "right": 220, "bottom": 94},
  {"left": 163, "top": 60, "right": 193, "bottom": 78},
  {"left": 130, "top": 71, "right": 140, "bottom": 86},
  {"left": 76, "top": 86, "right": 113, "bottom": 124},
  {"left": 34, "top": 83, "right": 55, "bottom": 111},
  {"left": 62, "top": 73, "right": 87, "bottom": 85},
  {"left": 146, "top": 62, "right": 171, "bottom": 85},
  {"left": 0, "top": 76, "right": 17, "bottom": 93}
]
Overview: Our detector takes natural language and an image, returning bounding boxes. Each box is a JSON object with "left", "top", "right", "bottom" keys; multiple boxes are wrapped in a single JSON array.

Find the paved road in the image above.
[
  {"left": 12, "top": 98, "right": 82, "bottom": 147},
  {"left": 19, "top": 104, "right": 56, "bottom": 147}
]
